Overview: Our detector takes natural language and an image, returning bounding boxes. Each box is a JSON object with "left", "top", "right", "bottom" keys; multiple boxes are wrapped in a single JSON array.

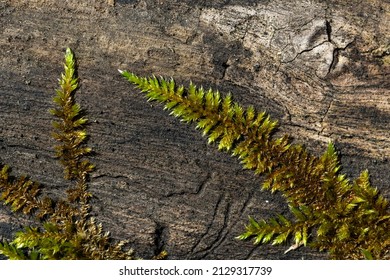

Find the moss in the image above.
[
  {"left": 121, "top": 71, "right": 390, "bottom": 259},
  {"left": 1, "top": 47, "right": 388, "bottom": 260},
  {"left": 0, "top": 48, "right": 137, "bottom": 260}
]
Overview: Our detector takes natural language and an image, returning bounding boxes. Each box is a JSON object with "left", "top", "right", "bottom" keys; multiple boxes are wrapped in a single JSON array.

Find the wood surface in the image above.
[{"left": 0, "top": 0, "right": 389, "bottom": 259}]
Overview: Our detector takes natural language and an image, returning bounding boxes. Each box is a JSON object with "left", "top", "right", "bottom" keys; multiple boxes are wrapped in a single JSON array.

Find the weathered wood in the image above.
[{"left": 0, "top": 0, "right": 389, "bottom": 259}]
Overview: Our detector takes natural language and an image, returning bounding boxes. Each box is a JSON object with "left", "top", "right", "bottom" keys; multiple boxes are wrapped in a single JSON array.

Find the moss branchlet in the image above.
[
  {"left": 121, "top": 71, "right": 390, "bottom": 259},
  {"left": 0, "top": 49, "right": 136, "bottom": 260}
]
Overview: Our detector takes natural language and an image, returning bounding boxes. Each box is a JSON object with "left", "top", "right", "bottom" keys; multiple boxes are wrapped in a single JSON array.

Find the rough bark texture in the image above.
[{"left": 0, "top": 0, "right": 389, "bottom": 259}]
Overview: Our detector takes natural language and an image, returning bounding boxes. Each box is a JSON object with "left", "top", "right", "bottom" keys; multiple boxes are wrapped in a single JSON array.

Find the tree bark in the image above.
[{"left": 0, "top": 0, "right": 389, "bottom": 259}]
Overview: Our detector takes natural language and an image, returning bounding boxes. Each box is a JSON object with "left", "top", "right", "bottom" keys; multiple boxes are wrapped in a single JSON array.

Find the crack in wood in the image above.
[{"left": 189, "top": 194, "right": 232, "bottom": 258}]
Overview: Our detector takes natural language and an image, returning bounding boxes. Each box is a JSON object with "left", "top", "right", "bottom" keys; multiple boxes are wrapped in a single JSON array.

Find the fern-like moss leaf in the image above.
[
  {"left": 1, "top": 49, "right": 139, "bottom": 260},
  {"left": 118, "top": 67, "right": 390, "bottom": 259}
]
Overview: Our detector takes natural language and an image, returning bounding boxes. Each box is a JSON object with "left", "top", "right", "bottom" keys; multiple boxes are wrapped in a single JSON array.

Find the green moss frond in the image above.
[
  {"left": 7, "top": 218, "right": 133, "bottom": 260},
  {"left": 120, "top": 71, "right": 284, "bottom": 158},
  {"left": 50, "top": 48, "right": 94, "bottom": 184},
  {"left": 0, "top": 49, "right": 137, "bottom": 260},
  {"left": 0, "top": 240, "right": 29, "bottom": 260},
  {"left": 121, "top": 71, "right": 390, "bottom": 259}
]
